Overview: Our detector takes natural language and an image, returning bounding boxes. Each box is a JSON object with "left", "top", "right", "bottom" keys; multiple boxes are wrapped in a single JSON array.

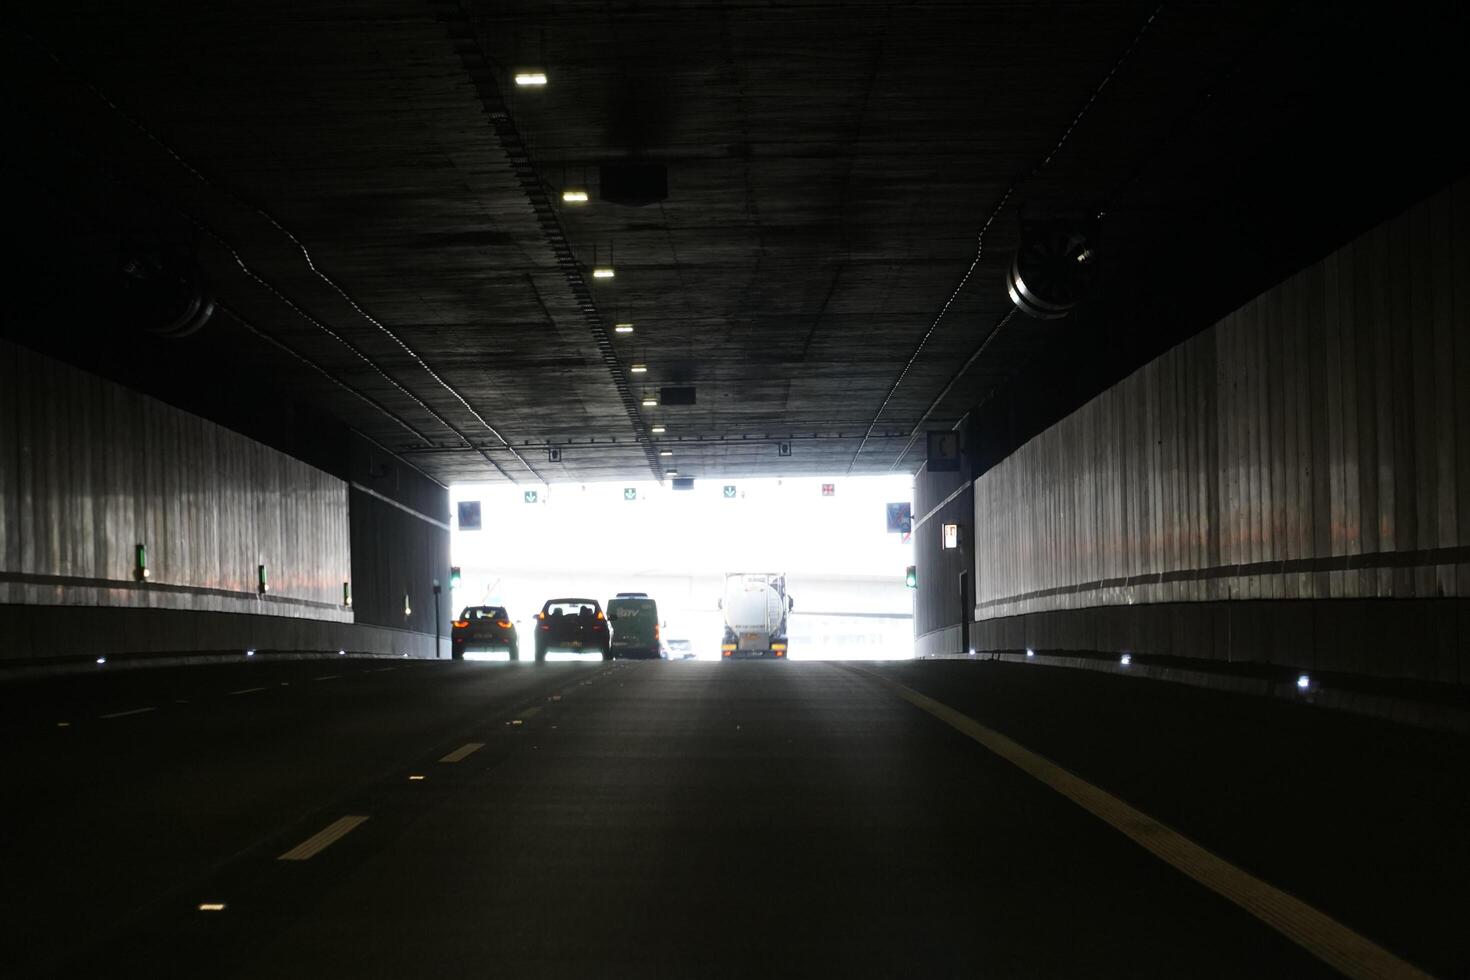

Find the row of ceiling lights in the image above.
[{"left": 517, "top": 68, "right": 678, "bottom": 478}]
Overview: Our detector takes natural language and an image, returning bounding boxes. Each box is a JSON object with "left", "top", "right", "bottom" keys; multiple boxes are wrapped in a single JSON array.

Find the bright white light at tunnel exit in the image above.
[{"left": 449, "top": 475, "right": 916, "bottom": 660}]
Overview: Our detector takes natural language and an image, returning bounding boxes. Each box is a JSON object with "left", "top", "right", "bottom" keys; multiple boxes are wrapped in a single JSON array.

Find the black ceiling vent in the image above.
[
  {"left": 117, "top": 244, "right": 216, "bottom": 339},
  {"left": 671, "top": 477, "right": 695, "bottom": 491},
  {"left": 600, "top": 162, "right": 668, "bottom": 207},
  {"left": 1007, "top": 220, "right": 1098, "bottom": 320},
  {"left": 659, "top": 385, "right": 696, "bottom": 406}
]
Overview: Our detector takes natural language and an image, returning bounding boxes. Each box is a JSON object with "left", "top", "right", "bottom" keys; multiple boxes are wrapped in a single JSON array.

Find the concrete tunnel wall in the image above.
[
  {"left": 0, "top": 340, "right": 450, "bottom": 664},
  {"left": 918, "top": 176, "right": 1470, "bottom": 684}
]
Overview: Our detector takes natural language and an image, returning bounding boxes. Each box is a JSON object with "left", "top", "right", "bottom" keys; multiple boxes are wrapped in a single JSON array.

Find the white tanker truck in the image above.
[{"left": 718, "top": 572, "right": 793, "bottom": 659}]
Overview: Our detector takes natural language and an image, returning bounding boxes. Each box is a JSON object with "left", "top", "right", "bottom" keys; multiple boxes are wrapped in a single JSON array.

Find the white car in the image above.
[{"left": 662, "top": 638, "right": 694, "bottom": 659}]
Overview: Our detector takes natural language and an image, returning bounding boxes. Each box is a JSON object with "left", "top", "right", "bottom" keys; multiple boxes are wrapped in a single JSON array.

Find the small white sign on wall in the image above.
[{"left": 942, "top": 523, "right": 960, "bottom": 550}]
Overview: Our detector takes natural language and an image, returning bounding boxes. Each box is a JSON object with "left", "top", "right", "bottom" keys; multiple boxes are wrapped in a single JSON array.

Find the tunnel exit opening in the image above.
[{"left": 447, "top": 476, "right": 916, "bottom": 661}]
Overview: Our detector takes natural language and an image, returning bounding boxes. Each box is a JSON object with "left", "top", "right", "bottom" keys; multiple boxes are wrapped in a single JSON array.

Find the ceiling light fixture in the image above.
[
  {"left": 562, "top": 189, "right": 588, "bottom": 203},
  {"left": 650, "top": 426, "right": 665, "bottom": 434},
  {"left": 593, "top": 267, "right": 615, "bottom": 279},
  {"left": 614, "top": 323, "right": 634, "bottom": 334},
  {"left": 659, "top": 450, "right": 673, "bottom": 457},
  {"left": 630, "top": 364, "right": 647, "bottom": 374},
  {"left": 642, "top": 397, "right": 657, "bottom": 407},
  {"left": 514, "top": 72, "right": 548, "bottom": 86},
  {"left": 665, "top": 469, "right": 678, "bottom": 477}
]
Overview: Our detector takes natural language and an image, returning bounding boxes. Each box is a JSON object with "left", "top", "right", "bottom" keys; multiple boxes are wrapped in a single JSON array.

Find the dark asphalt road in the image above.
[{"left": 1, "top": 657, "right": 1463, "bottom": 978}]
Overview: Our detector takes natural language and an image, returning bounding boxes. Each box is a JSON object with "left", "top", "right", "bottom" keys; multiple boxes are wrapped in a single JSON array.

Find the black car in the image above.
[
  {"left": 451, "top": 606, "right": 519, "bottom": 660},
  {"left": 534, "top": 598, "right": 610, "bottom": 662}
]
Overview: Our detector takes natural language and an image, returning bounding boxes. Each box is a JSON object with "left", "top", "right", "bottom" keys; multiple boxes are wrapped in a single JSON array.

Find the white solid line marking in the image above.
[
  {"left": 100, "top": 707, "right": 155, "bottom": 719},
  {"left": 368, "top": 667, "right": 396, "bottom": 673},
  {"left": 227, "top": 687, "right": 268, "bottom": 696},
  {"left": 859, "top": 669, "right": 1433, "bottom": 980},
  {"left": 314, "top": 675, "right": 340, "bottom": 681},
  {"left": 277, "top": 815, "right": 370, "bottom": 861},
  {"left": 438, "top": 742, "right": 484, "bottom": 763}
]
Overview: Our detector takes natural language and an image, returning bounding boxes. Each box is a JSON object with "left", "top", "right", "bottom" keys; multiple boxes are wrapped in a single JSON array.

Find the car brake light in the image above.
[
  {"left": 596, "top": 610, "right": 605, "bottom": 621},
  {"left": 496, "top": 620, "right": 511, "bottom": 628},
  {"left": 655, "top": 624, "right": 661, "bottom": 639},
  {"left": 452, "top": 620, "right": 468, "bottom": 629}
]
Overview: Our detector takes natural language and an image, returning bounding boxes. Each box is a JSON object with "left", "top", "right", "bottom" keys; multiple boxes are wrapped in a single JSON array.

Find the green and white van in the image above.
[{"left": 606, "top": 592, "right": 661, "bottom": 659}]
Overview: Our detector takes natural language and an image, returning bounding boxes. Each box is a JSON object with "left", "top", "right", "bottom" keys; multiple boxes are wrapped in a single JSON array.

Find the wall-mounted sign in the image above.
[
  {"left": 548, "top": 446, "right": 562, "bottom": 463},
  {"left": 457, "top": 500, "right": 482, "bottom": 530},
  {"left": 778, "top": 441, "right": 792, "bottom": 457},
  {"left": 523, "top": 490, "right": 538, "bottom": 504},
  {"left": 623, "top": 487, "right": 637, "bottom": 501},
  {"left": 821, "top": 483, "right": 835, "bottom": 497},
  {"left": 723, "top": 485, "right": 737, "bottom": 498},
  {"left": 885, "top": 502, "right": 912, "bottom": 533},
  {"left": 942, "top": 523, "right": 960, "bottom": 550},
  {"left": 927, "top": 430, "right": 961, "bottom": 472}
]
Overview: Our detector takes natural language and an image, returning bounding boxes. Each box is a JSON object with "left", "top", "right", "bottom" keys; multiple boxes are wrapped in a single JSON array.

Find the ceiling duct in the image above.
[
  {"left": 1006, "top": 220, "right": 1098, "bottom": 320},
  {"left": 599, "top": 162, "right": 668, "bottom": 207},
  {"left": 659, "top": 385, "right": 696, "bottom": 406}
]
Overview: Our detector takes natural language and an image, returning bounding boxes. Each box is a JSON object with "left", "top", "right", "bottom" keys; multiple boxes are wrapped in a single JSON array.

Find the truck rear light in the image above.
[{"left": 722, "top": 650, "right": 732, "bottom": 657}]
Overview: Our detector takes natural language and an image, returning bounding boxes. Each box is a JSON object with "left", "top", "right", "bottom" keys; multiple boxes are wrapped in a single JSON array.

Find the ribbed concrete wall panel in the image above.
[
  {"left": 972, "top": 178, "right": 1470, "bottom": 641},
  {"left": 0, "top": 340, "right": 351, "bottom": 622}
]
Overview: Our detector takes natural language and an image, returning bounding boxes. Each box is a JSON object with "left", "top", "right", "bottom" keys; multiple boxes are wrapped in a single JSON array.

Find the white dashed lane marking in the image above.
[
  {"left": 99, "top": 707, "right": 155, "bottom": 720},
  {"left": 227, "top": 687, "right": 268, "bottom": 696},
  {"left": 438, "top": 742, "right": 484, "bottom": 763},
  {"left": 277, "top": 815, "right": 370, "bottom": 861}
]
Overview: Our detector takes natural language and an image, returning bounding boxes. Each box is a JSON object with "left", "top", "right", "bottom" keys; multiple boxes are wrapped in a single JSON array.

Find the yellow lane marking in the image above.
[
  {"left": 227, "top": 687, "right": 268, "bottom": 696},
  {"left": 860, "top": 670, "right": 1432, "bottom": 980},
  {"left": 100, "top": 707, "right": 155, "bottom": 719},
  {"left": 277, "top": 815, "right": 369, "bottom": 861},
  {"left": 438, "top": 742, "right": 484, "bottom": 763}
]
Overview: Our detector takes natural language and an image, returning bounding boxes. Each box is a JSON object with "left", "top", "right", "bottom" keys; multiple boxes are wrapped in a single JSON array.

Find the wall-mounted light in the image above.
[
  {"left": 134, "top": 543, "right": 149, "bottom": 581},
  {"left": 562, "top": 189, "right": 588, "bottom": 203},
  {"left": 257, "top": 564, "right": 268, "bottom": 594},
  {"left": 514, "top": 71, "right": 548, "bottom": 86},
  {"left": 593, "top": 267, "right": 615, "bottom": 279},
  {"left": 343, "top": 582, "right": 352, "bottom": 608},
  {"left": 404, "top": 593, "right": 412, "bottom": 618},
  {"left": 630, "top": 364, "right": 648, "bottom": 374},
  {"left": 1120, "top": 653, "right": 1132, "bottom": 666},
  {"left": 614, "top": 323, "right": 634, "bottom": 334}
]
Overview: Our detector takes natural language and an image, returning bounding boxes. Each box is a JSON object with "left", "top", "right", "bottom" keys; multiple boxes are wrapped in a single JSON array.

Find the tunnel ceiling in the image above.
[{"left": 5, "top": 1, "right": 1466, "bottom": 486}]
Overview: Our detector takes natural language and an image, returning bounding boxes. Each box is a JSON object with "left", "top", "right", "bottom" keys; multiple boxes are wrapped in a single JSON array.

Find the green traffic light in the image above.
[
  {"left": 449, "top": 566, "right": 462, "bottom": 588},
  {"left": 904, "top": 565, "right": 917, "bottom": 588}
]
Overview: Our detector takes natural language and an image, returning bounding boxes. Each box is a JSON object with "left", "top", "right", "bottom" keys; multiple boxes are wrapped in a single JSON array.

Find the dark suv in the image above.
[
  {"left": 534, "top": 598, "right": 610, "bottom": 662},
  {"left": 451, "top": 606, "right": 519, "bottom": 660}
]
